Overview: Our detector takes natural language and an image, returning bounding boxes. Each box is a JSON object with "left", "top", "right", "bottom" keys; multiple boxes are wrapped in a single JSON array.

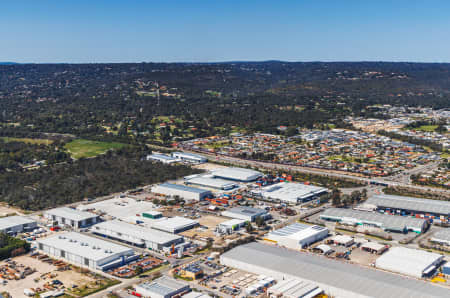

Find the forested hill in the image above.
[{"left": 0, "top": 62, "right": 449, "bottom": 139}]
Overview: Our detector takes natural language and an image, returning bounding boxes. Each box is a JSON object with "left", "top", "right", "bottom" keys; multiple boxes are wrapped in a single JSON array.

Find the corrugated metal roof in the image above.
[
  {"left": 320, "top": 208, "right": 426, "bottom": 231},
  {"left": 212, "top": 167, "right": 262, "bottom": 181},
  {"left": 156, "top": 183, "right": 210, "bottom": 194},
  {"left": 367, "top": 194, "right": 450, "bottom": 215},
  {"left": 257, "top": 182, "right": 328, "bottom": 203},
  {"left": 93, "top": 220, "right": 182, "bottom": 244},
  {"left": 137, "top": 276, "right": 188, "bottom": 296},
  {"left": 220, "top": 242, "right": 449, "bottom": 298}
]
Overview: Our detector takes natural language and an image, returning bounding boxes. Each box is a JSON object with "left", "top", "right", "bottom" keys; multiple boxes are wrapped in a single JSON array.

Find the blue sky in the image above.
[{"left": 1, "top": 1, "right": 450, "bottom": 63}]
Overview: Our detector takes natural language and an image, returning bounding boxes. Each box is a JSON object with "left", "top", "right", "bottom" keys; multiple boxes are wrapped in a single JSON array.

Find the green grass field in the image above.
[
  {"left": 64, "top": 139, "right": 126, "bottom": 159},
  {"left": 0, "top": 137, "right": 53, "bottom": 145}
]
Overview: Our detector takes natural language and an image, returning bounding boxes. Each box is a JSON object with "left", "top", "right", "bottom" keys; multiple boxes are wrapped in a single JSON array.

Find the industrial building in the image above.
[
  {"left": 184, "top": 176, "right": 238, "bottom": 190},
  {"left": 171, "top": 152, "right": 207, "bottom": 163},
  {"left": 364, "top": 194, "right": 450, "bottom": 222},
  {"left": 44, "top": 207, "right": 99, "bottom": 229},
  {"left": 151, "top": 183, "right": 212, "bottom": 201},
  {"left": 220, "top": 242, "right": 450, "bottom": 298},
  {"left": 77, "top": 197, "right": 155, "bottom": 220},
  {"left": 151, "top": 216, "right": 199, "bottom": 233},
  {"left": 320, "top": 208, "right": 428, "bottom": 234},
  {"left": 216, "top": 219, "right": 248, "bottom": 234},
  {"left": 212, "top": 167, "right": 263, "bottom": 182},
  {"left": 92, "top": 220, "right": 183, "bottom": 250},
  {"left": 135, "top": 276, "right": 190, "bottom": 298},
  {"left": 430, "top": 229, "right": 450, "bottom": 246},
  {"left": 147, "top": 153, "right": 180, "bottom": 164},
  {"left": 360, "top": 242, "right": 388, "bottom": 255},
  {"left": 266, "top": 223, "right": 329, "bottom": 249},
  {"left": 267, "top": 278, "right": 323, "bottom": 298},
  {"left": 253, "top": 182, "right": 328, "bottom": 204},
  {"left": 0, "top": 216, "right": 37, "bottom": 235},
  {"left": 221, "top": 206, "right": 269, "bottom": 222},
  {"left": 375, "top": 247, "right": 444, "bottom": 278},
  {"left": 37, "top": 232, "right": 135, "bottom": 271}
]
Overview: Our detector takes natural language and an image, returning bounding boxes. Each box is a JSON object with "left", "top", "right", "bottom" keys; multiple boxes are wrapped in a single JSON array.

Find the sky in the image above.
[{"left": 1, "top": 0, "right": 450, "bottom": 63}]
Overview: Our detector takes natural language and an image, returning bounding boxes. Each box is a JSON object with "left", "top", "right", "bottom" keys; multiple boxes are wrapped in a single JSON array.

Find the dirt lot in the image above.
[
  {"left": 192, "top": 163, "right": 228, "bottom": 171},
  {"left": 1, "top": 255, "right": 94, "bottom": 298},
  {"left": 0, "top": 203, "right": 23, "bottom": 216},
  {"left": 180, "top": 215, "right": 228, "bottom": 240}
]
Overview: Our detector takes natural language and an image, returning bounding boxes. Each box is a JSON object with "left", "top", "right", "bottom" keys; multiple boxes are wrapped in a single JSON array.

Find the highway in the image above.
[{"left": 184, "top": 150, "right": 450, "bottom": 196}]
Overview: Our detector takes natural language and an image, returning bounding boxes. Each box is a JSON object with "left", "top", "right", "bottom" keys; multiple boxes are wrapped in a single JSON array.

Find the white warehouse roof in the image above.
[
  {"left": 45, "top": 207, "right": 98, "bottom": 222},
  {"left": 0, "top": 216, "right": 36, "bottom": 231},
  {"left": 37, "top": 232, "right": 133, "bottom": 262},
  {"left": 212, "top": 167, "right": 262, "bottom": 182},
  {"left": 375, "top": 247, "right": 444, "bottom": 278},
  {"left": 151, "top": 216, "right": 198, "bottom": 233},
  {"left": 256, "top": 182, "right": 328, "bottom": 203},
  {"left": 92, "top": 220, "right": 182, "bottom": 245},
  {"left": 185, "top": 176, "right": 237, "bottom": 190},
  {"left": 220, "top": 242, "right": 450, "bottom": 298}
]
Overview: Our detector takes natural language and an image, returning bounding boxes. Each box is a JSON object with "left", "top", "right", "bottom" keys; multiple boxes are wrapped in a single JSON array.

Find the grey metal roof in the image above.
[
  {"left": 224, "top": 206, "right": 267, "bottom": 216},
  {"left": 321, "top": 208, "right": 426, "bottom": 231},
  {"left": 269, "top": 223, "right": 326, "bottom": 237},
  {"left": 220, "top": 242, "right": 450, "bottom": 298},
  {"left": 137, "top": 276, "right": 188, "bottom": 296},
  {"left": 45, "top": 207, "right": 98, "bottom": 221},
  {"left": 367, "top": 194, "right": 450, "bottom": 215},
  {"left": 431, "top": 229, "right": 450, "bottom": 242},
  {"left": 158, "top": 183, "right": 210, "bottom": 194}
]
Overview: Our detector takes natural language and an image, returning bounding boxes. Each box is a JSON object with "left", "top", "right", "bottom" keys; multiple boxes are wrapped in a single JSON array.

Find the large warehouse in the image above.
[
  {"left": 150, "top": 216, "right": 199, "bottom": 234},
  {"left": 44, "top": 207, "right": 99, "bottom": 229},
  {"left": 0, "top": 216, "right": 37, "bottom": 235},
  {"left": 221, "top": 206, "right": 269, "bottom": 222},
  {"left": 266, "top": 223, "right": 329, "bottom": 249},
  {"left": 151, "top": 183, "right": 212, "bottom": 201},
  {"left": 364, "top": 194, "right": 450, "bottom": 222},
  {"left": 430, "top": 229, "right": 450, "bottom": 246},
  {"left": 320, "top": 208, "right": 428, "bottom": 234},
  {"left": 184, "top": 176, "right": 238, "bottom": 190},
  {"left": 375, "top": 247, "right": 444, "bottom": 278},
  {"left": 252, "top": 182, "right": 328, "bottom": 204},
  {"left": 212, "top": 167, "right": 263, "bottom": 182},
  {"left": 171, "top": 152, "right": 207, "bottom": 163},
  {"left": 92, "top": 220, "right": 183, "bottom": 250},
  {"left": 135, "top": 276, "right": 190, "bottom": 298},
  {"left": 37, "top": 232, "right": 135, "bottom": 271},
  {"left": 220, "top": 242, "right": 450, "bottom": 298}
]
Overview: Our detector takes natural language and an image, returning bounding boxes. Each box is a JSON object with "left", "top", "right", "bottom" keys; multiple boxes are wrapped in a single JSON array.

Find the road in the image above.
[{"left": 184, "top": 150, "right": 450, "bottom": 196}]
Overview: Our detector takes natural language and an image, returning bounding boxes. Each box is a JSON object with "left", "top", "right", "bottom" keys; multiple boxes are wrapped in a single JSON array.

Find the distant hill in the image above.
[{"left": 0, "top": 62, "right": 18, "bottom": 65}]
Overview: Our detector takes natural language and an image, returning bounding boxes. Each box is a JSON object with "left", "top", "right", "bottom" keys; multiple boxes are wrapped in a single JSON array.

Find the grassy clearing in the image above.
[
  {"left": 64, "top": 139, "right": 126, "bottom": 159},
  {"left": 411, "top": 125, "right": 438, "bottom": 132},
  {"left": 0, "top": 137, "right": 53, "bottom": 145}
]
